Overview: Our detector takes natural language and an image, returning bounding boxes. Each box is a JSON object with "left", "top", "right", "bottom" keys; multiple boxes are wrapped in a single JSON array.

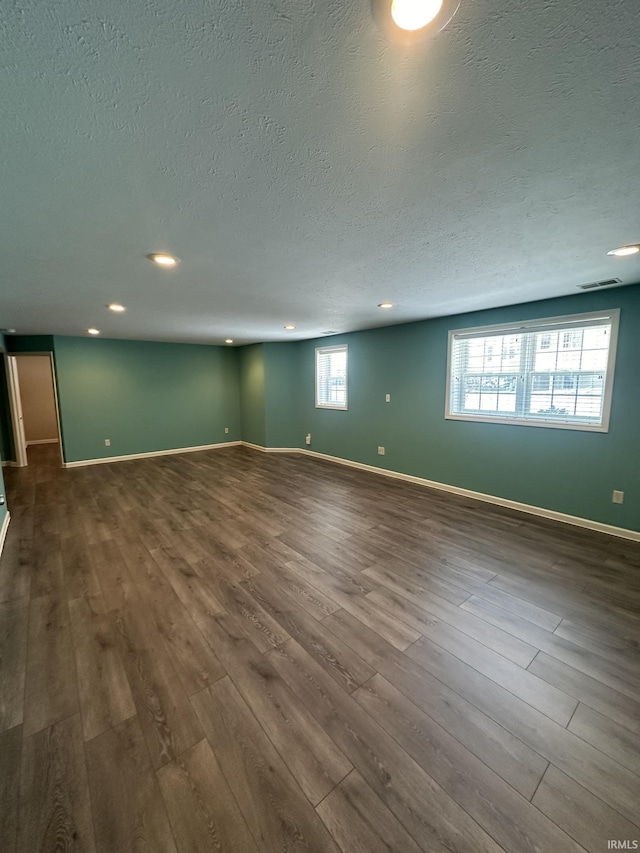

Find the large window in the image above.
[
  {"left": 316, "top": 345, "right": 348, "bottom": 409},
  {"left": 446, "top": 309, "right": 619, "bottom": 431}
]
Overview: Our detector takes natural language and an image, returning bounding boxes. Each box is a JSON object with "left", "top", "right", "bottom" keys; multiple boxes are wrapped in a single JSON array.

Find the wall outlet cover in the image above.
[{"left": 377, "top": 446, "right": 385, "bottom": 455}]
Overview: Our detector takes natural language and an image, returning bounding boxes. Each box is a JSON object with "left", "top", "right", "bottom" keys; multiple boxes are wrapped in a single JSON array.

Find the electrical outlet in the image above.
[
  {"left": 385, "top": 393, "right": 391, "bottom": 402},
  {"left": 612, "top": 490, "right": 624, "bottom": 504},
  {"left": 378, "top": 446, "right": 385, "bottom": 456},
  {"left": 104, "top": 438, "right": 111, "bottom": 447},
  {"left": 224, "top": 427, "right": 229, "bottom": 434},
  {"left": 305, "top": 433, "right": 312, "bottom": 445}
]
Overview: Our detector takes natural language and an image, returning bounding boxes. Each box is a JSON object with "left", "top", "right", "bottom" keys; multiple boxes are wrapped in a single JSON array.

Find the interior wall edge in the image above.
[
  {"left": 241, "top": 441, "right": 300, "bottom": 453},
  {"left": 62, "top": 440, "right": 242, "bottom": 468},
  {"left": 243, "top": 445, "right": 640, "bottom": 542}
]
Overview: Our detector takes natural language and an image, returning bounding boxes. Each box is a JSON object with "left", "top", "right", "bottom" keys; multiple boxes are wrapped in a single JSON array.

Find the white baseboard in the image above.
[
  {"left": 58, "top": 439, "right": 640, "bottom": 542},
  {"left": 62, "top": 440, "right": 242, "bottom": 468},
  {"left": 26, "top": 438, "right": 58, "bottom": 446},
  {"left": 241, "top": 442, "right": 301, "bottom": 454},
  {"left": 1, "top": 460, "right": 17, "bottom": 468},
  {"left": 292, "top": 447, "right": 639, "bottom": 543},
  {"left": 0, "top": 511, "right": 10, "bottom": 558}
]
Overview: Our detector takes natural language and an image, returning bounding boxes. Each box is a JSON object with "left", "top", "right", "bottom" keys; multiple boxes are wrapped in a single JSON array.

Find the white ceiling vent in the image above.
[{"left": 577, "top": 278, "right": 622, "bottom": 291}]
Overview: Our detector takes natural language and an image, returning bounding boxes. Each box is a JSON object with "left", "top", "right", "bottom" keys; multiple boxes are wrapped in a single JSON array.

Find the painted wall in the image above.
[
  {"left": 295, "top": 286, "right": 640, "bottom": 533},
  {"left": 0, "top": 339, "right": 7, "bottom": 527},
  {"left": 238, "top": 343, "right": 301, "bottom": 448},
  {"left": 264, "top": 343, "right": 300, "bottom": 448},
  {"left": 0, "top": 337, "right": 7, "bottom": 534},
  {"left": 3, "top": 287, "right": 639, "bottom": 533},
  {"left": 239, "top": 344, "right": 266, "bottom": 447},
  {"left": 6, "top": 335, "right": 55, "bottom": 353},
  {"left": 52, "top": 336, "right": 241, "bottom": 463},
  {"left": 16, "top": 356, "right": 58, "bottom": 443},
  {"left": 0, "top": 357, "right": 14, "bottom": 463}
]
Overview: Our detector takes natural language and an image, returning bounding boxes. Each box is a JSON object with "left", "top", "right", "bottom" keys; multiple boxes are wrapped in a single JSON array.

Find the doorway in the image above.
[{"left": 4, "top": 353, "right": 63, "bottom": 467}]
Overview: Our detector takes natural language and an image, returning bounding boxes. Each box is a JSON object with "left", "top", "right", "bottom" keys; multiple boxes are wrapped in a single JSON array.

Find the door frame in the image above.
[
  {"left": 5, "top": 354, "right": 27, "bottom": 467},
  {"left": 4, "top": 352, "right": 64, "bottom": 467}
]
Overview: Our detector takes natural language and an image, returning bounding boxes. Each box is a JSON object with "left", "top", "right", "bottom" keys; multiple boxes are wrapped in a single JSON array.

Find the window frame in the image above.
[
  {"left": 315, "top": 344, "right": 348, "bottom": 411},
  {"left": 445, "top": 309, "right": 620, "bottom": 432}
]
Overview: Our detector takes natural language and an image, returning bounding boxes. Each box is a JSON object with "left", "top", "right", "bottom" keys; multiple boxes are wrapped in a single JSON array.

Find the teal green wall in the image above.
[
  {"left": 53, "top": 336, "right": 241, "bottom": 463},
  {"left": 3, "top": 286, "right": 640, "bottom": 533},
  {"left": 0, "top": 335, "right": 7, "bottom": 529},
  {"left": 238, "top": 343, "right": 301, "bottom": 448},
  {"left": 0, "top": 334, "right": 7, "bottom": 531},
  {"left": 0, "top": 364, "right": 14, "bottom": 463},
  {"left": 239, "top": 345, "right": 266, "bottom": 447},
  {"left": 6, "top": 335, "right": 55, "bottom": 353},
  {"left": 0, "top": 335, "right": 15, "bottom": 462},
  {"left": 296, "top": 286, "right": 640, "bottom": 533},
  {"left": 264, "top": 343, "right": 300, "bottom": 448}
]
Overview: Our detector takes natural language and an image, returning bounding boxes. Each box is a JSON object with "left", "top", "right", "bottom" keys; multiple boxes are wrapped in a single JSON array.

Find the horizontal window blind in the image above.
[
  {"left": 446, "top": 310, "right": 619, "bottom": 431},
  {"left": 316, "top": 345, "right": 348, "bottom": 409}
]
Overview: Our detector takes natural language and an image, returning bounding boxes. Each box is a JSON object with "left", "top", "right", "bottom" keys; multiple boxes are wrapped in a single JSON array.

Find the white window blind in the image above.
[
  {"left": 316, "top": 345, "right": 348, "bottom": 409},
  {"left": 446, "top": 310, "right": 619, "bottom": 431}
]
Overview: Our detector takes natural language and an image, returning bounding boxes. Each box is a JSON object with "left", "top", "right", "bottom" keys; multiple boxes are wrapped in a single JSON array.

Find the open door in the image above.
[{"left": 5, "top": 355, "right": 28, "bottom": 467}]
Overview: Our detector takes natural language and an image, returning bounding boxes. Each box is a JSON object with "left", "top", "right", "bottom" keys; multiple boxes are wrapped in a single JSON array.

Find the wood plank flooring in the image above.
[{"left": 1, "top": 443, "right": 639, "bottom": 852}]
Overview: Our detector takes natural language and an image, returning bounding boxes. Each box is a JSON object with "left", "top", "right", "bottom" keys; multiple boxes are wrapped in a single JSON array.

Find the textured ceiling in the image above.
[{"left": 1, "top": 0, "right": 640, "bottom": 344}]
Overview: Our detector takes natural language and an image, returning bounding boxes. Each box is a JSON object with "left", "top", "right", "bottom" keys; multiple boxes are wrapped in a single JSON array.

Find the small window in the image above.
[
  {"left": 446, "top": 310, "right": 619, "bottom": 431},
  {"left": 316, "top": 345, "right": 348, "bottom": 410}
]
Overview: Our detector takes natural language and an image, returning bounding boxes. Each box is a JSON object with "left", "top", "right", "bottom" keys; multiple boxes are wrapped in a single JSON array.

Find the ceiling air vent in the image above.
[{"left": 577, "top": 278, "right": 622, "bottom": 291}]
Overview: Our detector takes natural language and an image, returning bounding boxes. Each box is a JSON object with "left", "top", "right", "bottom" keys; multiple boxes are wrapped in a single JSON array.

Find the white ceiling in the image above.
[{"left": 2, "top": 0, "right": 639, "bottom": 345}]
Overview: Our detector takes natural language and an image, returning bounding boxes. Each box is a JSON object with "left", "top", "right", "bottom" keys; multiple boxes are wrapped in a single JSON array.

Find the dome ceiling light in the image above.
[
  {"left": 607, "top": 244, "right": 640, "bottom": 257},
  {"left": 372, "top": 0, "right": 461, "bottom": 40},
  {"left": 147, "top": 253, "right": 179, "bottom": 267}
]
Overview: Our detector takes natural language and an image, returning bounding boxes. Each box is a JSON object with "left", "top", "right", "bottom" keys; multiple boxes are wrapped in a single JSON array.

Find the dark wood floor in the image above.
[{"left": 1, "top": 443, "right": 639, "bottom": 852}]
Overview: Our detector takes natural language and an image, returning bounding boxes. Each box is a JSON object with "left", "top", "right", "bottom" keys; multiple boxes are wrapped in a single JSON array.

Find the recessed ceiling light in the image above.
[
  {"left": 378, "top": 302, "right": 394, "bottom": 309},
  {"left": 147, "top": 252, "right": 179, "bottom": 267},
  {"left": 391, "top": 0, "right": 443, "bottom": 30},
  {"left": 372, "top": 0, "right": 460, "bottom": 37},
  {"left": 88, "top": 328, "right": 100, "bottom": 335},
  {"left": 607, "top": 244, "right": 640, "bottom": 257},
  {"left": 284, "top": 324, "right": 296, "bottom": 330},
  {"left": 225, "top": 339, "right": 234, "bottom": 344},
  {"left": 108, "top": 303, "right": 126, "bottom": 312}
]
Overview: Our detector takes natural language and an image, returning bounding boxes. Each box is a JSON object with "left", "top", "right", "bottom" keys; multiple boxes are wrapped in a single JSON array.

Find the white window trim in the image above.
[
  {"left": 315, "top": 344, "right": 348, "bottom": 410},
  {"left": 444, "top": 309, "right": 620, "bottom": 433}
]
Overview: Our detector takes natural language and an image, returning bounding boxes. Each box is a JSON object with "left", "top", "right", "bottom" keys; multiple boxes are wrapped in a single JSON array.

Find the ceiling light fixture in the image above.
[
  {"left": 108, "top": 303, "right": 126, "bottom": 312},
  {"left": 607, "top": 244, "right": 640, "bottom": 257},
  {"left": 391, "top": 0, "right": 443, "bottom": 30},
  {"left": 225, "top": 339, "right": 234, "bottom": 344},
  {"left": 378, "top": 302, "right": 394, "bottom": 309},
  {"left": 284, "top": 324, "right": 296, "bottom": 330},
  {"left": 88, "top": 328, "right": 100, "bottom": 335},
  {"left": 147, "top": 252, "right": 179, "bottom": 267},
  {"left": 372, "top": 0, "right": 460, "bottom": 39}
]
